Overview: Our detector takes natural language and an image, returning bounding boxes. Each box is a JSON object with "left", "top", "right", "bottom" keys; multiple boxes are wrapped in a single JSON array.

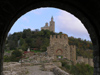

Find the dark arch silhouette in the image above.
[{"left": 0, "top": 0, "right": 100, "bottom": 75}]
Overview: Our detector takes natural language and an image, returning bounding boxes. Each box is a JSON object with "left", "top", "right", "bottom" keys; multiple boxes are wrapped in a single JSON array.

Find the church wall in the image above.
[
  {"left": 49, "top": 21, "right": 55, "bottom": 32},
  {"left": 41, "top": 27, "right": 50, "bottom": 30},
  {"left": 41, "top": 17, "right": 55, "bottom": 32}
]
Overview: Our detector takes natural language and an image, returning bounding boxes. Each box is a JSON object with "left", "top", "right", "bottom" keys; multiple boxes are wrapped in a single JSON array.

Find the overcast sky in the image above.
[{"left": 9, "top": 7, "right": 91, "bottom": 41}]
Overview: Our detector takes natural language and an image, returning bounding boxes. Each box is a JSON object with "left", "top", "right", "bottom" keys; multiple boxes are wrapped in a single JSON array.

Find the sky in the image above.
[{"left": 9, "top": 7, "right": 91, "bottom": 41}]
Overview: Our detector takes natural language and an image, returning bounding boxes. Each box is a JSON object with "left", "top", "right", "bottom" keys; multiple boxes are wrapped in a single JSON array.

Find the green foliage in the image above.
[
  {"left": 4, "top": 55, "right": 11, "bottom": 62},
  {"left": 5, "top": 29, "right": 93, "bottom": 58},
  {"left": 68, "top": 37, "right": 93, "bottom": 50},
  {"left": 4, "top": 50, "right": 22, "bottom": 62},
  {"left": 10, "top": 50, "right": 22, "bottom": 62},
  {"left": 76, "top": 49, "right": 93, "bottom": 58},
  {"left": 61, "top": 61, "right": 94, "bottom": 75},
  {"left": 11, "top": 50, "right": 22, "bottom": 57},
  {"left": 6, "top": 29, "right": 57, "bottom": 51},
  {"left": 31, "top": 50, "right": 42, "bottom": 53}
]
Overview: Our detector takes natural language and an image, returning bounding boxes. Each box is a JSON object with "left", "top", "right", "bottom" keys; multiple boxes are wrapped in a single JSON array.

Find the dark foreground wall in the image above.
[{"left": 0, "top": 0, "right": 100, "bottom": 75}]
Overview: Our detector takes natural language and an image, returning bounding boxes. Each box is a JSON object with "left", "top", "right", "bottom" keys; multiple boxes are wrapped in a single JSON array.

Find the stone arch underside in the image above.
[
  {"left": 56, "top": 49, "right": 63, "bottom": 55},
  {"left": 0, "top": 0, "right": 100, "bottom": 75}
]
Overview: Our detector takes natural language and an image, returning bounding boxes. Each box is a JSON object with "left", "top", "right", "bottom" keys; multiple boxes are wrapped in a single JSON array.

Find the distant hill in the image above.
[{"left": 5, "top": 29, "right": 93, "bottom": 58}]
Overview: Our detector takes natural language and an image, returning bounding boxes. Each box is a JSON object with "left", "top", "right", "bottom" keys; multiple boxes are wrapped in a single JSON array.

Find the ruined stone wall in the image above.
[
  {"left": 77, "top": 56, "right": 84, "bottom": 63},
  {"left": 52, "top": 66, "right": 69, "bottom": 75},
  {"left": 77, "top": 56, "right": 94, "bottom": 67},
  {"left": 84, "top": 58, "right": 88, "bottom": 64},
  {"left": 88, "top": 58, "right": 94, "bottom": 67},
  {"left": 70, "top": 45, "right": 76, "bottom": 65}
]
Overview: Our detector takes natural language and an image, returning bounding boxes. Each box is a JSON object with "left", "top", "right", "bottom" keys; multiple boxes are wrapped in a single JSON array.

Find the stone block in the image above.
[{"left": 53, "top": 62, "right": 62, "bottom": 67}]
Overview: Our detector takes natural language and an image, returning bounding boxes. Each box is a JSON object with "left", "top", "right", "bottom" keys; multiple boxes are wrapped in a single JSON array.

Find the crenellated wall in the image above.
[
  {"left": 77, "top": 56, "right": 84, "bottom": 63},
  {"left": 47, "top": 34, "right": 76, "bottom": 65},
  {"left": 50, "top": 35, "right": 68, "bottom": 46},
  {"left": 77, "top": 56, "right": 94, "bottom": 67}
]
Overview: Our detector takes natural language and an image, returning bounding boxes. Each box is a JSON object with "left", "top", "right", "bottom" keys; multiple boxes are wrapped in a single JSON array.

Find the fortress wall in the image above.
[
  {"left": 84, "top": 58, "right": 88, "bottom": 64},
  {"left": 50, "top": 35, "right": 68, "bottom": 40},
  {"left": 64, "top": 46, "right": 70, "bottom": 60},
  {"left": 77, "top": 56, "right": 94, "bottom": 67},
  {"left": 52, "top": 66, "right": 69, "bottom": 75},
  {"left": 50, "top": 35, "right": 68, "bottom": 45},
  {"left": 70, "top": 45, "right": 76, "bottom": 65},
  {"left": 88, "top": 58, "right": 94, "bottom": 67},
  {"left": 77, "top": 56, "right": 84, "bottom": 63}
]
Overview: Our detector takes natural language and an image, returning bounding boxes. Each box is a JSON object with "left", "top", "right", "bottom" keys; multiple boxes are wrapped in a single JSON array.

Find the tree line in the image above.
[{"left": 4, "top": 29, "right": 93, "bottom": 58}]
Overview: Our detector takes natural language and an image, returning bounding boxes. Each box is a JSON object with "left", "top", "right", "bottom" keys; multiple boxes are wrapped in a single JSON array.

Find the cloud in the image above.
[
  {"left": 55, "top": 10, "right": 91, "bottom": 41},
  {"left": 20, "top": 16, "right": 29, "bottom": 23}
]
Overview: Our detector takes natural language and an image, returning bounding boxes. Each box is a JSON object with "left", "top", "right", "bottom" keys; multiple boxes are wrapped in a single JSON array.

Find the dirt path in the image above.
[{"left": 26, "top": 65, "right": 54, "bottom": 75}]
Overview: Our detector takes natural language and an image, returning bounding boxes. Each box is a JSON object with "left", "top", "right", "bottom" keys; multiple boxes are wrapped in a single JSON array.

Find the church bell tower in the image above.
[{"left": 50, "top": 16, "right": 55, "bottom": 32}]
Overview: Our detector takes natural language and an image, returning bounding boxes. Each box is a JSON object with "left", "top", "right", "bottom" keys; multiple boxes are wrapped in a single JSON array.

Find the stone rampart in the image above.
[
  {"left": 50, "top": 35, "right": 68, "bottom": 45},
  {"left": 50, "top": 35, "right": 68, "bottom": 40},
  {"left": 84, "top": 58, "right": 88, "bottom": 64},
  {"left": 77, "top": 56, "right": 84, "bottom": 63},
  {"left": 88, "top": 58, "right": 94, "bottom": 67},
  {"left": 70, "top": 45, "right": 76, "bottom": 65},
  {"left": 52, "top": 66, "right": 69, "bottom": 75},
  {"left": 77, "top": 56, "right": 94, "bottom": 67},
  {"left": 53, "top": 62, "right": 62, "bottom": 67}
]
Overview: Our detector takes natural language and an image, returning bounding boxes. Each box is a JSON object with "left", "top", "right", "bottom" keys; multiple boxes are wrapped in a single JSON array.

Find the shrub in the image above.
[{"left": 10, "top": 50, "right": 22, "bottom": 62}]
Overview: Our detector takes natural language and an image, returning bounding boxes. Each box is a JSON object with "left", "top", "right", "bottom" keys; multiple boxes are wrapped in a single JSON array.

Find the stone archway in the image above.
[
  {"left": 0, "top": 0, "right": 100, "bottom": 75},
  {"left": 56, "top": 49, "right": 63, "bottom": 55}
]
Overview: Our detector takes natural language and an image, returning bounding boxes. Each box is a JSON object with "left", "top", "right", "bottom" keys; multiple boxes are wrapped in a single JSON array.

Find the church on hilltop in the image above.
[{"left": 41, "top": 16, "right": 55, "bottom": 32}]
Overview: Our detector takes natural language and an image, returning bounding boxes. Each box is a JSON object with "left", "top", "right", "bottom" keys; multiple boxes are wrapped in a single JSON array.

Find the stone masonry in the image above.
[
  {"left": 77, "top": 56, "right": 94, "bottom": 67},
  {"left": 47, "top": 34, "right": 76, "bottom": 65},
  {"left": 41, "top": 16, "right": 55, "bottom": 32},
  {"left": 47, "top": 34, "right": 94, "bottom": 67}
]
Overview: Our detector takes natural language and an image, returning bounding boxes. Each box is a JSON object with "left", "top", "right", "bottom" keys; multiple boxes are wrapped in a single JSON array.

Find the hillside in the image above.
[{"left": 5, "top": 29, "right": 93, "bottom": 58}]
